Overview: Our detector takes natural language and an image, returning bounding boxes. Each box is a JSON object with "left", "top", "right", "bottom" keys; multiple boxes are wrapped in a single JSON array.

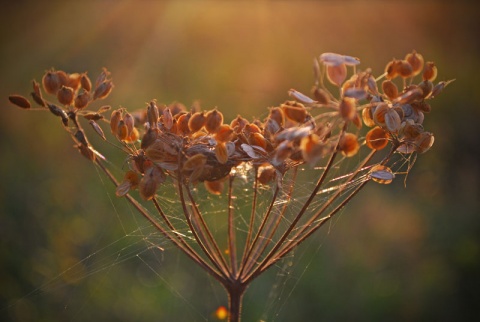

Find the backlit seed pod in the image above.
[
  {"left": 93, "top": 80, "right": 114, "bottom": 100},
  {"left": 162, "top": 107, "right": 173, "bottom": 130},
  {"left": 80, "top": 73, "right": 92, "bottom": 91},
  {"left": 123, "top": 112, "right": 135, "bottom": 135},
  {"left": 215, "top": 142, "right": 228, "bottom": 164},
  {"left": 89, "top": 120, "right": 106, "bottom": 141},
  {"left": 67, "top": 73, "right": 81, "bottom": 90},
  {"left": 230, "top": 115, "right": 249, "bottom": 133},
  {"left": 366, "top": 126, "right": 389, "bottom": 150},
  {"left": 57, "top": 86, "right": 75, "bottom": 106},
  {"left": 110, "top": 109, "right": 122, "bottom": 134},
  {"left": 42, "top": 70, "right": 61, "bottom": 94},
  {"left": 326, "top": 63, "right": 347, "bottom": 87},
  {"left": 423, "top": 62, "right": 437, "bottom": 81},
  {"left": 183, "top": 153, "right": 207, "bottom": 172},
  {"left": 282, "top": 104, "right": 307, "bottom": 123},
  {"left": 367, "top": 75, "right": 380, "bottom": 95},
  {"left": 319, "top": 52, "right": 345, "bottom": 66},
  {"left": 74, "top": 90, "right": 91, "bottom": 109},
  {"left": 147, "top": 101, "right": 160, "bottom": 128},
  {"left": 177, "top": 112, "right": 191, "bottom": 135},
  {"left": 116, "top": 120, "right": 128, "bottom": 141},
  {"left": 339, "top": 97, "right": 356, "bottom": 121},
  {"left": 405, "top": 50, "right": 424, "bottom": 76},
  {"left": 397, "top": 60, "right": 413, "bottom": 78},
  {"left": 95, "top": 67, "right": 111, "bottom": 88},
  {"left": 268, "top": 107, "right": 284, "bottom": 127},
  {"left": 382, "top": 80, "right": 398, "bottom": 100},
  {"left": 47, "top": 103, "right": 69, "bottom": 126},
  {"left": 8, "top": 95, "right": 31, "bottom": 109},
  {"left": 430, "top": 79, "right": 455, "bottom": 98},
  {"left": 300, "top": 134, "right": 327, "bottom": 164},
  {"left": 338, "top": 133, "right": 359, "bottom": 157},
  {"left": 188, "top": 111, "right": 206, "bottom": 133},
  {"left": 362, "top": 105, "right": 376, "bottom": 127},
  {"left": 385, "top": 59, "right": 399, "bottom": 80},
  {"left": 248, "top": 132, "right": 267, "bottom": 150},
  {"left": 168, "top": 101, "right": 187, "bottom": 116},
  {"left": 264, "top": 118, "right": 280, "bottom": 137},
  {"left": 373, "top": 103, "right": 389, "bottom": 126},
  {"left": 384, "top": 108, "right": 402, "bottom": 133},
  {"left": 139, "top": 175, "right": 157, "bottom": 200},
  {"left": 258, "top": 166, "right": 276, "bottom": 185},
  {"left": 401, "top": 119, "right": 423, "bottom": 140},
  {"left": 140, "top": 128, "right": 158, "bottom": 150},
  {"left": 272, "top": 141, "right": 293, "bottom": 165},
  {"left": 204, "top": 179, "right": 224, "bottom": 195},
  {"left": 31, "top": 80, "right": 46, "bottom": 107},
  {"left": 56, "top": 70, "right": 69, "bottom": 87},
  {"left": 215, "top": 124, "right": 234, "bottom": 142},
  {"left": 288, "top": 89, "right": 316, "bottom": 104},
  {"left": 418, "top": 80, "right": 433, "bottom": 98},
  {"left": 205, "top": 109, "right": 224, "bottom": 133},
  {"left": 369, "top": 165, "right": 394, "bottom": 184},
  {"left": 352, "top": 112, "right": 363, "bottom": 129},
  {"left": 243, "top": 123, "right": 261, "bottom": 135},
  {"left": 411, "top": 101, "right": 431, "bottom": 113},
  {"left": 312, "top": 86, "right": 330, "bottom": 104},
  {"left": 125, "top": 127, "right": 140, "bottom": 143},
  {"left": 115, "top": 171, "right": 139, "bottom": 197},
  {"left": 343, "top": 88, "right": 367, "bottom": 100},
  {"left": 394, "top": 87, "right": 423, "bottom": 105},
  {"left": 415, "top": 132, "right": 434, "bottom": 153}
]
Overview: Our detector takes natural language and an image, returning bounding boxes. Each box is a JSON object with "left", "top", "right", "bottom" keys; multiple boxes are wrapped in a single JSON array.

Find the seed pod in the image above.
[
  {"left": 366, "top": 126, "right": 389, "bottom": 150},
  {"left": 188, "top": 111, "right": 206, "bottom": 133},
  {"left": 288, "top": 89, "right": 316, "bottom": 104},
  {"left": 385, "top": 59, "right": 399, "bottom": 80},
  {"left": 263, "top": 118, "right": 280, "bottom": 137},
  {"left": 230, "top": 115, "right": 249, "bottom": 133},
  {"left": 95, "top": 68, "right": 111, "bottom": 88},
  {"left": 362, "top": 105, "right": 376, "bottom": 127},
  {"left": 205, "top": 109, "right": 223, "bottom": 133},
  {"left": 57, "top": 85, "right": 75, "bottom": 106},
  {"left": 397, "top": 60, "right": 413, "bottom": 78},
  {"left": 394, "top": 87, "right": 423, "bottom": 105},
  {"left": 384, "top": 108, "right": 402, "bottom": 133},
  {"left": 31, "top": 80, "right": 46, "bottom": 107},
  {"left": 369, "top": 165, "right": 394, "bottom": 184},
  {"left": 352, "top": 112, "right": 363, "bottom": 129},
  {"left": 215, "top": 142, "right": 228, "bottom": 164},
  {"left": 139, "top": 175, "right": 157, "bottom": 200},
  {"left": 319, "top": 52, "right": 345, "bottom": 66},
  {"left": 76, "top": 143, "right": 96, "bottom": 161},
  {"left": 183, "top": 153, "right": 207, "bottom": 172},
  {"left": 411, "top": 101, "right": 431, "bottom": 113},
  {"left": 215, "top": 124, "right": 234, "bottom": 142},
  {"left": 415, "top": 132, "right": 434, "bottom": 153},
  {"left": 282, "top": 103, "right": 307, "bottom": 123},
  {"left": 110, "top": 109, "right": 123, "bottom": 135},
  {"left": 89, "top": 120, "right": 106, "bottom": 140},
  {"left": 125, "top": 127, "right": 140, "bottom": 143},
  {"left": 74, "top": 129, "right": 89, "bottom": 146},
  {"left": 430, "top": 79, "right": 455, "bottom": 98},
  {"left": 382, "top": 80, "right": 398, "bottom": 100},
  {"left": 405, "top": 50, "right": 424, "bottom": 76},
  {"left": 373, "top": 103, "right": 389, "bottom": 126},
  {"left": 80, "top": 73, "right": 92, "bottom": 91},
  {"left": 147, "top": 101, "right": 160, "bottom": 128},
  {"left": 116, "top": 170, "right": 140, "bottom": 197},
  {"left": 8, "top": 95, "right": 31, "bottom": 109},
  {"left": 123, "top": 112, "right": 135, "bottom": 135},
  {"left": 418, "top": 80, "right": 433, "bottom": 98},
  {"left": 162, "top": 107, "right": 173, "bottom": 130},
  {"left": 401, "top": 119, "right": 423, "bottom": 140},
  {"left": 366, "top": 75, "right": 380, "bottom": 95},
  {"left": 312, "top": 86, "right": 330, "bottom": 105},
  {"left": 116, "top": 120, "right": 128, "bottom": 141},
  {"left": 243, "top": 123, "right": 261, "bottom": 135},
  {"left": 339, "top": 97, "right": 356, "bottom": 121},
  {"left": 248, "top": 132, "right": 267, "bottom": 150},
  {"left": 47, "top": 103, "right": 69, "bottom": 126},
  {"left": 42, "top": 70, "right": 61, "bottom": 94},
  {"left": 56, "top": 70, "right": 69, "bottom": 87},
  {"left": 74, "top": 90, "right": 91, "bottom": 109},
  {"left": 67, "top": 73, "right": 81, "bottom": 90},
  {"left": 326, "top": 63, "right": 347, "bottom": 87},
  {"left": 300, "top": 134, "right": 327, "bottom": 164},
  {"left": 93, "top": 80, "right": 114, "bottom": 100},
  {"left": 338, "top": 132, "right": 359, "bottom": 157},
  {"left": 258, "top": 166, "right": 276, "bottom": 185},
  {"left": 204, "top": 179, "right": 224, "bottom": 195},
  {"left": 423, "top": 62, "right": 437, "bottom": 81}
]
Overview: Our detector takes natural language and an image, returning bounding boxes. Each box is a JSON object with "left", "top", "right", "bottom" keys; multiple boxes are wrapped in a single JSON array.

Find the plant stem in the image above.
[{"left": 225, "top": 281, "right": 246, "bottom": 322}]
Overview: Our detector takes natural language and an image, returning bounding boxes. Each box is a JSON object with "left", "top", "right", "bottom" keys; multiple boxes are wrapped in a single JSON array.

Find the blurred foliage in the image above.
[{"left": 1, "top": 1, "right": 479, "bottom": 321}]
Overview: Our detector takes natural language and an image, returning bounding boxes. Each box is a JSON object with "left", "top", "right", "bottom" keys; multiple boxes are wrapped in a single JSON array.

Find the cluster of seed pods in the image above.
[{"left": 9, "top": 51, "right": 451, "bottom": 197}]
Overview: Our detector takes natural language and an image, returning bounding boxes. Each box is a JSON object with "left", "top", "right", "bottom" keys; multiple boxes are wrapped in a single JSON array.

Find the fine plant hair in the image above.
[{"left": 8, "top": 51, "right": 452, "bottom": 321}]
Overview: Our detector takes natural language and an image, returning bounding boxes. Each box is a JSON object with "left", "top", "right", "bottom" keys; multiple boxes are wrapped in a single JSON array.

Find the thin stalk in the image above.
[
  {"left": 239, "top": 167, "right": 259, "bottom": 270},
  {"left": 227, "top": 174, "right": 238, "bottom": 277}
]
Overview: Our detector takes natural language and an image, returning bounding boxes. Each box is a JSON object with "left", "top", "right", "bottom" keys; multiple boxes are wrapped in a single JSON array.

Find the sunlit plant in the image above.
[{"left": 9, "top": 51, "right": 452, "bottom": 321}]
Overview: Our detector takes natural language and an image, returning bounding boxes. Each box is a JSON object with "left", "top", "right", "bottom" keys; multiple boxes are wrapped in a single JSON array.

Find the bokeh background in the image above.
[{"left": 1, "top": 1, "right": 479, "bottom": 321}]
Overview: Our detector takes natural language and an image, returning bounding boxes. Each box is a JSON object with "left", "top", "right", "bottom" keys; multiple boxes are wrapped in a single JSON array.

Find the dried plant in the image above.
[{"left": 9, "top": 51, "right": 452, "bottom": 321}]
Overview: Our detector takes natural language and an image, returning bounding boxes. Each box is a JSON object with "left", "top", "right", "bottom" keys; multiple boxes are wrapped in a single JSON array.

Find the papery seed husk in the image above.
[
  {"left": 42, "top": 70, "right": 61, "bottom": 94},
  {"left": 31, "top": 80, "right": 46, "bottom": 107},
  {"left": 93, "top": 81, "right": 114, "bottom": 100},
  {"left": 215, "top": 142, "right": 228, "bottom": 164},
  {"left": 183, "top": 153, "right": 207, "bottom": 171},
  {"left": 188, "top": 111, "right": 206, "bottom": 133},
  {"left": 204, "top": 179, "right": 224, "bottom": 195},
  {"left": 110, "top": 109, "right": 122, "bottom": 134},
  {"left": 80, "top": 73, "right": 92, "bottom": 91},
  {"left": 382, "top": 80, "right": 398, "bottom": 100},
  {"left": 57, "top": 86, "right": 75, "bottom": 106},
  {"left": 430, "top": 79, "right": 455, "bottom": 98},
  {"left": 147, "top": 101, "right": 160, "bottom": 128},
  {"left": 47, "top": 103, "right": 69, "bottom": 126},
  {"left": 8, "top": 95, "right": 31, "bottom": 109},
  {"left": 163, "top": 107, "right": 174, "bottom": 130},
  {"left": 67, "top": 73, "right": 81, "bottom": 90},
  {"left": 74, "top": 90, "right": 91, "bottom": 109},
  {"left": 366, "top": 126, "right": 389, "bottom": 150},
  {"left": 258, "top": 166, "right": 276, "bottom": 185},
  {"left": 339, "top": 97, "right": 356, "bottom": 121},
  {"left": 405, "top": 50, "right": 424, "bottom": 76},
  {"left": 74, "top": 129, "right": 89, "bottom": 146},
  {"left": 397, "top": 60, "right": 413, "bottom": 78},
  {"left": 373, "top": 103, "right": 389, "bottom": 126},
  {"left": 415, "top": 132, "right": 434, "bottom": 153},
  {"left": 77, "top": 143, "right": 95, "bottom": 161},
  {"left": 95, "top": 68, "right": 111, "bottom": 88},
  {"left": 116, "top": 120, "right": 128, "bottom": 141},
  {"left": 56, "top": 70, "right": 69, "bottom": 87},
  {"left": 139, "top": 176, "right": 157, "bottom": 200},
  {"left": 423, "top": 62, "right": 437, "bottom": 81},
  {"left": 312, "top": 86, "right": 330, "bottom": 105},
  {"left": 369, "top": 165, "right": 394, "bottom": 184},
  {"left": 394, "top": 88, "right": 423, "bottom": 105},
  {"left": 205, "top": 109, "right": 223, "bottom": 133},
  {"left": 326, "top": 63, "right": 347, "bottom": 87},
  {"left": 215, "top": 124, "right": 234, "bottom": 142},
  {"left": 339, "top": 133, "right": 359, "bottom": 157},
  {"left": 418, "top": 80, "right": 433, "bottom": 98},
  {"left": 385, "top": 60, "right": 399, "bottom": 80},
  {"left": 123, "top": 112, "right": 135, "bottom": 135},
  {"left": 282, "top": 104, "right": 307, "bottom": 123},
  {"left": 362, "top": 105, "right": 376, "bottom": 127},
  {"left": 177, "top": 112, "right": 191, "bottom": 135},
  {"left": 288, "top": 89, "right": 316, "bottom": 104},
  {"left": 89, "top": 120, "right": 106, "bottom": 140},
  {"left": 384, "top": 109, "right": 402, "bottom": 133},
  {"left": 230, "top": 115, "right": 249, "bottom": 133}
]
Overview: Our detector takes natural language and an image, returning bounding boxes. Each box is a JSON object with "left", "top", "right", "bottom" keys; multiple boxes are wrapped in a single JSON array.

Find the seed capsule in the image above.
[
  {"left": 93, "top": 80, "right": 114, "bottom": 100},
  {"left": 362, "top": 105, "right": 376, "bottom": 127},
  {"left": 385, "top": 59, "right": 400, "bottom": 80},
  {"left": 258, "top": 166, "right": 276, "bottom": 185},
  {"left": 282, "top": 103, "right": 307, "bottom": 123},
  {"left": 397, "top": 60, "right": 413, "bottom": 78},
  {"left": 373, "top": 103, "right": 389, "bottom": 126},
  {"left": 405, "top": 50, "right": 424, "bottom": 76},
  {"left": 415, "top": 131, "right": 434, "bottom": 153},
  {"left": 74, "top": 90, "right": 91, "bottom": 109},
  {"left": 230, "top": 115, "right": 249, "bottom": 133},
  {"left": 67, "top": 73, "right": 81, "bottom": 90},
  {"left": 177, "top": 112, "right": 191, "bottom": 135},
  {"left": 57, "top": 86, "right": 75, "bottom": 106},
  {"left": 204, "top": 179, "right": 224, "bottom": 195},
  {"left": 382, "top": 80, "right": 398, "bottom": 100},
  {"left": 384, "top": 108, "right": 402, "bottom": 133},
  {"left": 47, "top": 103, "right": 69, "bottom": 126},
  {"left": 312, "top": 86, "right": 330, "bottom": 105},
  {"left": 139, "top": 175, "right": 157, "bottom": 200},
  {"left": 31, "top": 80, "right": 46, "bottom": 107},
  {"left": 326, "top": 63, "right": 347, "bottom": 87},
  {"left": 188, "top": 111, "right": 206, "bottom": 133},
  {"left": 89, "top": 120, "right": 106, "bottom": 141},
  {"left": 147, "top": 101, "right": 160, "bottom": 128},
  {"left": 288, "top": 89, "right": 316, "bottom": 104},
  {"left": 183, "top": 153, "right": 207, "bottom": 172},
  {"left": 116, "top": 120, "right": 128, "bottom": 141},
  {"left": 418, "top": 80, "right": 433, "bottom": 98},
  {"left": 110, "top": 109, "right": 123, "bottom": 135},
  {"left": 8, "top": 95, "right": 31, "bottom": 109},
  {"left": 248, "top": 132, "right": 267, "bottom": 150},
  {"left": 300, "top": 134, "right": 327, "bottom": 164},
  {"left": 339, "top": 97, "right": 356, "bottom": 121},
  {"left": 369, "top": 165, "right": 394, "bottom": 184},
  {"left": 423, "top": 62, "right": 437, "bottom": 81},
  {"left": 366, "top": 126, "right": 389, "bottom": 150},
  {"left": 80, "top": 73, "right": 92, "bottom": 91},
  {"left": 123, "top": 112, "right": 135, "bottom": 135},
  {"left": 116, "top": 170, "right": 140, "bottom": 197},
  {"left": 215, "top": 142, "right": 228, "bottom": 164},
  {"left": 205, "top": 109, "right": 223, "bottom": 133},
  {"left": 162, "top": 107, "right": 173, "bottom": 130},
  {"left": 338, "top": 133, "right": 359, "bottom": 157},
  {"left": 214, "top": 124, "right": 234, "bottom": 142},
  {"left": 42, "top": 70, "right": 61, "bottom": 94}
]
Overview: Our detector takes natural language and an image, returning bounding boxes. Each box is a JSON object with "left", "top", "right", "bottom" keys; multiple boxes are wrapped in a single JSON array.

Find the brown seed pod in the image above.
[
  {"left": 188, "top": 111, "right": 206, "bottom": 133},
  {"left": 95, "top": 67, "right": 111, "bottom": 88},
  {"left": 56, "top": 85, "right": 75, "bottom": 106},
  {"left": 415, "top": 131, "right": 434, "bottom": 153},
  {"left": 80, "top": 73, "right": 92, "bottom": 91},
  {"left": 67, "top": 73, "right": 81, "bottom": 90},
  {"left": 116, "top": 170, "right": 140, "bottom": 197},
  {"left": 338, "top": 132, "right": 359, "bottom": 157},
  {"left": 123, "top": 112, "right": 135, "bottom": 135},
  {"left": 204, "top": 179, "right": 224, "bottom": 195},
  {"left": 282, "top": 103, "right": 307, "bottom": 123},
  {"left": 423, "top": 62, "right": 437, "bottom": 81},
  {"left": 248, "top": 132, "right": 267, "bottom": 150},
  {"left": 430, "top": 79, "right": 455, "bottom": 98},
  {"left": 372, "top": 103, "right": 389, "bottom": 126},
  {"left": 405, "top": 50, "right": 424, "bottom": 76},
  {"left": 74, "top": 90, "right": 91, "bottom": 109},
  {"left": 339, "top": 97, "right": 356, "bottom": 122},
  {"left": 312, "top": 86, "right": 330, "bottom": 105},
  {"left": 230, "top": 115, "right": 249, "bottom": 133},
  {"left": 125, "top": 127, "right": 140, "bottom": 144},
  {"left": 31, "top": 80, "right": 46, "bottom": 107},
  {"left": 384, "top": 108, "right": 402, "bottom": 133},
  {"left": 147, "top": 101, "right": 160, "bottom": 128},
  {"left": 411, "top": 101, "right": 431, "bottom": 113},
  {"left": 258, "top": 166, "right": 276, "bottom": 185},
  {"left": 205, "top": 109, "right": 224, "bottom": 133},
  {"left": 42, "top": 70, "right": 61, "bottom": 94},
  {"left": 362, "top": 105, "right": 376, "bottom": 127},
  {"left": 215, "top": 142, "right": 228, "bottom": 164},
  {"left": 300, "top": 134, "right": 327, "bottom": 164},
  {"left": 47, "top": 103, "right": 69, "bottom": 126},
  {"left": 326, "top": 63, "right": 347, "bottom": 87},
  {"left": 8, "top": 95, "right": 31, "bottom": 109},
  {"left": 369, "top": 165, "right": 394, "bottom": 184},
  {"left": 418, "top": 80, "right": 433, "bottom": 98},
  {"left": 288, "top": 89, "right": 316, "bottom": 105},
  {"left": 93, "top": 80, "right": 114, "bottom": 100},
  {"left": 162, "top": 107, "right": 174, "bottom": 130},
  {"left": 89, "top": 120, "right": 106, "bottom": 141},
  {"left": 56, "top": 70, "right": 69, "bottom": 87},
  {"left": 385, "top": 59, "right": 399, "bottom": 80},
  {"left": 366, "top": 126, "right": 389, "bottom": 150},
  {"left": 382, "top": 80, "right": 399, "bottom": 100},
  {"left": 215, "top": 124, "right": 234, "bottom": 142},
  {"left": 183, "top": 153, "right": 207, "bottom": 172},
  {"left": 401, "top": 119, "right": 423, "bottom": 140},
  {"left": 110, "top": 109, "right": 123, "bottom": 135},
  {"left": 139, "top": 175, "right": 158, "bottom": 200},
  {"left": 116, "top": 120, "right": 128, "bottom": 141},
  {"left": 394, "top": 87, "right": 423, "bottom": 105},
  {"left": 76, "top": 143, "right": 96, "bottom": 161},
  {"left": 397, "top": 60, "right": 413, "bottom": 78}
]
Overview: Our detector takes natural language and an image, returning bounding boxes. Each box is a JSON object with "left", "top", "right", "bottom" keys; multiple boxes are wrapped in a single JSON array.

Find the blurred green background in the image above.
[{"left": 1, "top": 1, "right": 479, "bottom": 321}]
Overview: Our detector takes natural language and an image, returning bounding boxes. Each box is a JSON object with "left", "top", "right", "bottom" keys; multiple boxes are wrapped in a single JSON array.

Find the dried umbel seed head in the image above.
[
  {"left": 205, "top": 109, "right": 224, "bottom": 134},
  {"left": 188, "top": 111, "right": 206, "bottom": 133},
  {"left": 57, "top": 86, "right": 75, "bottom": 106},
  {"left": 339, "top": 97, "right": 356, "bottom": 121},
  {"left": 338, "top": 133, "right": 359, "bottom": 157},
  {"left": 405, "top": 50, "right": 424, "bottom": 76},
  {"left": 366, "top": 126, "right": 389, "bottom": 150},
  {"left": 382, "top": 80, "right": 399, "bottom": 100},
  {"left": 8, "top": 94, "right": 31, "bottom": 109},
  {"left": 423, "top": 62, "right": 438, "bottom": 81}
]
